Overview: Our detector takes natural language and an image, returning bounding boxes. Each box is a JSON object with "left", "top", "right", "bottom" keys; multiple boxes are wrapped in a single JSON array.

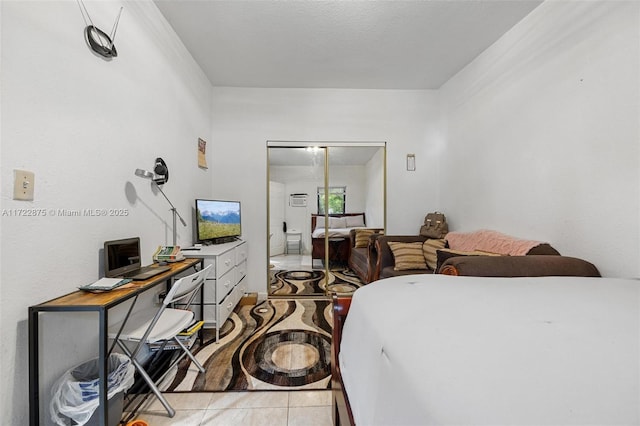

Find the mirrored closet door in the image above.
[{"left": 267, "top": 142, "right": 386, "bottom": 297}]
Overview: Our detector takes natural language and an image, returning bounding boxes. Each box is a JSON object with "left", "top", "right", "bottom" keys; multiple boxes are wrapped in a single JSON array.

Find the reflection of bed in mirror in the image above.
[
  {"left": 332, "top": 274, "right": 640, "bottom": 426},
  {"left": 311, "top": 213, "right": 366, "bottom": 265}
]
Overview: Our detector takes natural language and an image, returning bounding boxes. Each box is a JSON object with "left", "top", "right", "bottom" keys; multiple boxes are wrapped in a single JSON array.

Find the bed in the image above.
[
  {"left": 332, "top": 274, "right": 640, "bottom": 425},
  {"left": 311, "top": 213, "right": 366, "bottom": 264}
]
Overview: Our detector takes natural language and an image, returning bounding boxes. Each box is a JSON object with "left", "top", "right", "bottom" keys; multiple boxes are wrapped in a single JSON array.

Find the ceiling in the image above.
[{"left": 154, "top": 0, "right": 543, "bottom": 90}]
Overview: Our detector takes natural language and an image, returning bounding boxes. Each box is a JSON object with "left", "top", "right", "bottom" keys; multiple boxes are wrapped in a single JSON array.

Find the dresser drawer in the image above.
[
  {"left": 236, "top": 260, "right": 247, "bottom": 282},
  {"left": 235, "top": 242, "right": 248, "bottom": 265},
  {"left": 218, "top": 299, "right": 234, "bottom": 326},
  {"left": 236, "top": 277, "right": 247, "bottom": 299},
  {"left": 201, "top": 269, "right": 235, "bottom": 303},
  {"left": 216, "top": 267, "right": 236, "bottom": 303},
  {"left": 202, "top": 299, "right": 233, "bottom": 328},
  {"left": 230, "top": 284, "right": 244, "bottom": 312},
  {"left": 210, "top": 288, "right": 241, "bottom": 327},
  {"left": 216, "top": 249, "right": 235, "bottom": 277}
]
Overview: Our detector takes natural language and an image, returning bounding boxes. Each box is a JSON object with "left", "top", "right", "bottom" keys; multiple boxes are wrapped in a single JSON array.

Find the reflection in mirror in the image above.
[{"left": 267, "top": 144, "right": 386, "bottom": 297}]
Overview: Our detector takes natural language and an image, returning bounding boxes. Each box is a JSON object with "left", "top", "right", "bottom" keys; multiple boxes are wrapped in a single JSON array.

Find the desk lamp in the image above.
[{"left": 135, "top": 157, "right": 187, "bottom": 246}]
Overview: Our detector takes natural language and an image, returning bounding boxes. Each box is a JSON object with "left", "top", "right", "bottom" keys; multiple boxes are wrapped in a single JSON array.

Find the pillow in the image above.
[
  {"left": 354, "top": 229, "right": 377, "bottom": 248},
  {"left": 388, "top": 242, "right": 428, "bottom": 271},
  {"left": 435, "top": 248, "right": 501, "bottom": 273},
  {"left": 315, "top": 216, "right": 325, "bottom": 230},
  {"left": 422, "top": 239, "right": 448, "bottom": 270},
  {"left": 345, "top": 215, "right": 365, "bottom": 228},
  {"left": 329, "top": 216, "right": 348, "bottom": 229}
]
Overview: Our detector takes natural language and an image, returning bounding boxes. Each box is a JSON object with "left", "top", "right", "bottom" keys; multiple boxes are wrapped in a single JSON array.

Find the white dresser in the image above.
[{"left": 183, "top": 240, "right": 247, "bottom": 340}]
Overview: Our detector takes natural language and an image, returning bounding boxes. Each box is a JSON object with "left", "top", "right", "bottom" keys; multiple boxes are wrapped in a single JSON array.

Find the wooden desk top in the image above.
[{"left": 31, "top": 257, "right": 203, "bottom": 310}]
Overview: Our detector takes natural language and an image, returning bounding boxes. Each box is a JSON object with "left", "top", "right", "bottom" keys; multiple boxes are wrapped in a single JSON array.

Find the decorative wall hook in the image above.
[{"left": 77, "top": 0, "right": 123, "bottom": 59}]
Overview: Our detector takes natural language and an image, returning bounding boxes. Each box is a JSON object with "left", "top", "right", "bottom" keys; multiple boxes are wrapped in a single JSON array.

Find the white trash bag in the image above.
[{"left": 50, "top": 353, "right": 135, "bottom": 426}]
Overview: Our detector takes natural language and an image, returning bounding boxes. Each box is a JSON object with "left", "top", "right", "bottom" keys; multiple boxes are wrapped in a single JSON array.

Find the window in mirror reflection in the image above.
[{"left": 317, "top": 186, "right": 346, "bottom": 214}]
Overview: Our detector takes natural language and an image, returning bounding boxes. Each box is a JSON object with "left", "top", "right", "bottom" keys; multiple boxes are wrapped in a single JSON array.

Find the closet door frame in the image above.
[{"left": 266, "top": 141, "right": 387, "bottom": 296}]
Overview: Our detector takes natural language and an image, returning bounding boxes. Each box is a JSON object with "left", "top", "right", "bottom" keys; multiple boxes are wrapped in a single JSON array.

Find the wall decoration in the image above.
[
  {"left": 77, "top": 0, "right": 123, "bottom": 59},
  {"left": 198, "top": 138, "right": 208, "bottom": 169}
]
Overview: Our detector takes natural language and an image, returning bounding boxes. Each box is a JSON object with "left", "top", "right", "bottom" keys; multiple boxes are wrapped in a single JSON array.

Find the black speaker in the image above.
[{"left": 283, "top": 221, "right": 287, "bottom": 233}]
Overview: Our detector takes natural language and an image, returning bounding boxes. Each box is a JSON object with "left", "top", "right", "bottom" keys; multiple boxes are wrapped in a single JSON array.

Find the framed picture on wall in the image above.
[{"left": 198, "top": 138, "right": 208, "bottom": 169}]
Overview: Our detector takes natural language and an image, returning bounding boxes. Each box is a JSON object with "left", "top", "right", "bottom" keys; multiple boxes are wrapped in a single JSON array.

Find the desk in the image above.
[{"left": 28, "top": 257, "right": 203, "bottom": 426}]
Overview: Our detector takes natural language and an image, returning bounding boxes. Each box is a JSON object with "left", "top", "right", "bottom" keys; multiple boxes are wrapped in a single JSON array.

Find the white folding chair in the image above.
[{"left": 108, "top": 264, "right": 212, "bottom": 417}]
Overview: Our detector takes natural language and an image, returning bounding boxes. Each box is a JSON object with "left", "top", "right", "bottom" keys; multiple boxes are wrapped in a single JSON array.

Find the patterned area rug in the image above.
[
  {"left": 164, "top": 298, "right": 333, "bottom": 392},
  {"left": 270, "top": 268, "right": 363, "bottom": 296}
]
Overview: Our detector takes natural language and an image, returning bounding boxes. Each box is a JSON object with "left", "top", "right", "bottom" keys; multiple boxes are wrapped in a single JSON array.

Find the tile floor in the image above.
[
  {"left": 270, "top": 254, "right": 312, "bottom": 270},
  {"left": 130, "top": 390, "right": 333, "bottom": 426}
]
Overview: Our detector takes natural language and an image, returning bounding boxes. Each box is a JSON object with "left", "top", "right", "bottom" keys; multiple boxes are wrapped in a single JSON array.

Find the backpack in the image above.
[{"left": 419, "top": 212, "right": 448, "bottom": 239}]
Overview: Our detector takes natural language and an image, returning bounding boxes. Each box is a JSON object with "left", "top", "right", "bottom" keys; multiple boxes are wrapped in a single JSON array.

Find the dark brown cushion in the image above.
[
  {"left": 435, "top": 249, "right": 501, "bottom": 273},
  {"left": 439, "top": 255, "right": 601, "bottom": 277}
]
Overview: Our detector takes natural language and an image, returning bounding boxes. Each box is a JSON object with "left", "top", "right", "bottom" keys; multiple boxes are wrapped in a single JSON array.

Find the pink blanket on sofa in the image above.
[{"left": 446, "top": 230, "right": 545, "bottom": 256}]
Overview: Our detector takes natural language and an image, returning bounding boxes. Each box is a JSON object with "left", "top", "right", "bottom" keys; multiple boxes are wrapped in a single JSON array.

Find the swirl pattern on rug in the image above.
[
  {"left": 165, "top": 298, "right": 333, "bottom": 391},
  {"left": 270, "top": 268, "right": 362, "bottom": 296}
]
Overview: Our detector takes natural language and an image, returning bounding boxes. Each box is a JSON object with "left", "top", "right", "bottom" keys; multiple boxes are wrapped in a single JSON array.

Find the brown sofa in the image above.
[
  {"left": 373, "top": 231, "right": 583, "bottom": 281},
  {"left": 347, "top": 228, "right": 384, "bottom": 283}
]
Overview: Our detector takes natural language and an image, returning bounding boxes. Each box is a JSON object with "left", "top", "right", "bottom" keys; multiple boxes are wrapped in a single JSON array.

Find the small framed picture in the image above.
[{"left": 198, "top": 138, "right": 208, "bottom": 169}]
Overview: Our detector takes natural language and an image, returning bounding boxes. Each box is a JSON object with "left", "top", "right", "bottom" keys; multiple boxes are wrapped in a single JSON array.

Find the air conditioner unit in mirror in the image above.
[{"left": 289, "top": 194, "right": 307, "bottom": 207}]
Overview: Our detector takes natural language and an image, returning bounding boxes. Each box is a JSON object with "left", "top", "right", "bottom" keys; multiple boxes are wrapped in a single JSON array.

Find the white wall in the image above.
[
  {"left": 365, "top": 147, "right": 386, "bottom": 229},
  {"left": 439, "top": 1, "right": 640, "bottom": 277},
  {"left": 211, "top": 88, "right": 441, "bottom": 295},
  {"left": 0, "top": 1, "right": 212, "bottom": 423}
]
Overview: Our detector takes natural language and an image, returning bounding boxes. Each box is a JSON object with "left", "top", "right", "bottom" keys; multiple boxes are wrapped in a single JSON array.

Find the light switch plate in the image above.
[{"left": 13, "top": 169, "right": 35, "bottom": 201}]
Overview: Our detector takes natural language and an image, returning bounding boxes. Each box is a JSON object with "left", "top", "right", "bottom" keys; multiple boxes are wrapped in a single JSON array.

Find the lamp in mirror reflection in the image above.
[
  {"left": 406, "top": 154, "right": 416, "bottom": 171},
  {"left": 134, "top": 157, "right": 186, "bottom": 246}
]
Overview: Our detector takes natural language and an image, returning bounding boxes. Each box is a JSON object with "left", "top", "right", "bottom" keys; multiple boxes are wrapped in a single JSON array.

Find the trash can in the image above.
[{"left": 50, "top": 353, "right": 135, "bottom": 426}]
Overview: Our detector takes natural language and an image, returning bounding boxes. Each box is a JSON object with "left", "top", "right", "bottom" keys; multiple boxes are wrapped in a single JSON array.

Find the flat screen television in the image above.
[{"left": 195, "top": 199, "right": 241, "bottom": 244}]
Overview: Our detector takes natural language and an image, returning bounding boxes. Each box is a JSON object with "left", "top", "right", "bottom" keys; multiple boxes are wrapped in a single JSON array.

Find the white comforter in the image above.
[
  {"left": 311, "top": 227, "right": 353, "bottom": 239},
  {"left": 340, "top": 274, "right": 640, "bottom": 425}
]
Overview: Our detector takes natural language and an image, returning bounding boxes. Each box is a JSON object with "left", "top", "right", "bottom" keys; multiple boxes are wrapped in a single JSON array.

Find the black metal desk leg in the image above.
[
  {"left": 98, "top": 308, "right": 109, "bottom": 426},
  {"left": 28, "top": 307, "right": 39, "bottom": 426}
]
